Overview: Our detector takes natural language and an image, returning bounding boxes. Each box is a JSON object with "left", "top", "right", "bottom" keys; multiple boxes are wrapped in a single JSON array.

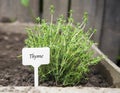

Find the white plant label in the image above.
[{"left": 22, "top": 47, "right": 50, "bottom": 87}]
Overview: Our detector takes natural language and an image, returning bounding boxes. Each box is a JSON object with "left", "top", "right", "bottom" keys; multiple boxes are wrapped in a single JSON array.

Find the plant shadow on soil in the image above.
[{"left": 0, "top": 31, "right": 111, "bottom": 87}]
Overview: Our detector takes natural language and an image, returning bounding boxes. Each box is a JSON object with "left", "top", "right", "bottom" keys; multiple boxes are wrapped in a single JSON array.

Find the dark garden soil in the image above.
[{"left": 0, "top": 31, "right": 111, "bottom": 87}]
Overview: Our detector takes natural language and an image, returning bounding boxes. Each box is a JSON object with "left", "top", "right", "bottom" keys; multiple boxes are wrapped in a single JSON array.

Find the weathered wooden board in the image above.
[
  {"left": 71, "top": 0, "right": 104, "bottom": 43},
  {"left": 100, "top": 0, "right": 120, "bottom": 63},
  {"left": 71, "top": 0, "right": 96, "bottom": 25},
  {"left": 0, "top": 0, "right": 39, "bottom": 22},
  {"left": 43, "top": 0, "right": 68, "bottom": 22},
  {"left": 71, "top": 0, "right": 84, "bottom": 23},
  {"left": 92, "top": 0, "right": 104, "bottom": 43},
  {"left": 100, "top": 31, "right": 120, "bottom": 63}
]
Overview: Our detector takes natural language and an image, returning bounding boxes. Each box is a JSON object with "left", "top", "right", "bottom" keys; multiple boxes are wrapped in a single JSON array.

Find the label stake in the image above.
[
  {"left": 34, "top": 66, "right": 38, "bottom": 87},
  {"left": 22, "top": 47, "right": 50, "bottom": 87}
]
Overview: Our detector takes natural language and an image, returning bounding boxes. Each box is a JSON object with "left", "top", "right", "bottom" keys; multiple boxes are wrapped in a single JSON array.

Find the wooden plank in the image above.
[
  {"left": 71, "top": 0, "right": 84, "bottom": 23},
  {"left": 16, "top": 0, "right": 39, "bottom": 22},
  {"left": 100, "top": 31, "right": 120, "bottom": 63},
  {"left": 71, "top": 0, "right": 104, "bottom": 43},
  {"left": 0, "top": 0, "right": 39, "bottom": 22},
  {"left": 100, "top": 0, "right": 120, "bottom": 63},
  {"left": 71, "top": 0, "right": 96, "bottom": 24},
  {"left": 92, "top": 0, "right": 104, "bottom": 43},
  {"left": 0, "top": 0, "right": 17, "bottom": 22},
  {"left": 43, "top": 0, "right": 68, "bottom": 22}
]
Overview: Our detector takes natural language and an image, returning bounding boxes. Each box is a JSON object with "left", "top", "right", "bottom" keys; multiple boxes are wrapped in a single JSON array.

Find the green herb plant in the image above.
[{"left": 25, "top": 5, "right": 101, "bottom": 86}]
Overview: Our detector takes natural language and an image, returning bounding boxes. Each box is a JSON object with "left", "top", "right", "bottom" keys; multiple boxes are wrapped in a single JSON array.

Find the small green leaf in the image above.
[
  {"left": 36, "top": 17, "right": 40, "bottom": 23},
  {"left": 20, "top": 0, "right": 29, "bottom": 7}
]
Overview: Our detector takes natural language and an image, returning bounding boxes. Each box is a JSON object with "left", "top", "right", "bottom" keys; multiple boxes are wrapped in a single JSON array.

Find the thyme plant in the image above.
[{"left": 25, "top": 5, "right": 101, "bottom": 86}]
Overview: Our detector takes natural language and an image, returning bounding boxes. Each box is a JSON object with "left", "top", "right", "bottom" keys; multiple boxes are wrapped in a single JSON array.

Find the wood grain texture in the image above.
[
  {"left": 0, "top": 0, "right": 39, "bottom": 22},
  {"left": 100, "top": 0, "right": 120, "bottom": 63},
  {"left": 71, "top": 0, "right": 104, "bottom": 43},
  {"left": 43, "top": 0, "right": 68, "bottom": 22}
]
